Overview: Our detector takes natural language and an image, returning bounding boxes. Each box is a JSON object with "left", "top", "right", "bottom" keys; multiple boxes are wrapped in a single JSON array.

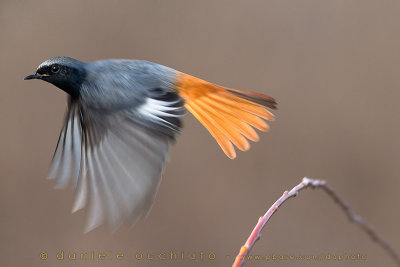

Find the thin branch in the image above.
[{"left": 232, "top": 177, "right": 400, "bottom": 267}]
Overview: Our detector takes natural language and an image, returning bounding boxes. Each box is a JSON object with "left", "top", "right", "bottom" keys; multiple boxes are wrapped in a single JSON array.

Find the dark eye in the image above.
[{"left": 51, "top": 65, "right": 60, "bottom": 73}]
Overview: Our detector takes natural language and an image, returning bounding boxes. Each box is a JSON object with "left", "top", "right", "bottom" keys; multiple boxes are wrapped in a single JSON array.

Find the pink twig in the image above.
[{"left": 232, "top": 177, "right": 400, "bottom": 267}]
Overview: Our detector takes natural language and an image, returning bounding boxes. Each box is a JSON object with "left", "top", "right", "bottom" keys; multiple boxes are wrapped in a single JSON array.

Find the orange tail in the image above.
[{"left": 175, "top": 73, "right": 277, "bottom": 159}]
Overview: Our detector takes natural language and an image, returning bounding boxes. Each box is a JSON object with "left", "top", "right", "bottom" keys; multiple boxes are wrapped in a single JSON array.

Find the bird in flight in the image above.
[{"left": 25, "top": 57, "right": 277, "bottom": 232}]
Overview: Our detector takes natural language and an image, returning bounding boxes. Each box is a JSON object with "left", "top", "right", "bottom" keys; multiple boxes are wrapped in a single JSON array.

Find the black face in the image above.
[
  {"left": 25, "top": 57, "right": 85, "bottom": 98},
  {"left": 37, "top": 63, "right": 61, "bottom": 76}
]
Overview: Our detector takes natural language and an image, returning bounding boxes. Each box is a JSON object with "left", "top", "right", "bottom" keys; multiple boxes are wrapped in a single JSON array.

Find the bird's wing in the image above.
[{"left": 48, "top": 89, "right": 184, "bottom": 232}]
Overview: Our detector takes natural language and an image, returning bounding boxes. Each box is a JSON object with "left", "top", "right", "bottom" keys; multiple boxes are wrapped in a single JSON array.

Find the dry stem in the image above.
[{"left": 232, "top": 177, "right": 400, "bottom": 267}]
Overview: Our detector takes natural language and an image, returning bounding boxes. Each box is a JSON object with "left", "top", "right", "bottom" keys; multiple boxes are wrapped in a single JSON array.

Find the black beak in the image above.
[{"left": 24, "top": 73, "right": 40, "bottom": 80}]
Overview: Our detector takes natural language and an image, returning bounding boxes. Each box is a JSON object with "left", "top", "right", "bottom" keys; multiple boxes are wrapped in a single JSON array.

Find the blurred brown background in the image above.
[{"left": 1, "top": 0, "right": 400, "bottom": 266}]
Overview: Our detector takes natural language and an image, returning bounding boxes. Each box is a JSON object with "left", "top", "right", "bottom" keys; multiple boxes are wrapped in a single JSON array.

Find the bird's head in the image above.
[{"left": 25, "top": 56, "right": 85, "bottom": 97}]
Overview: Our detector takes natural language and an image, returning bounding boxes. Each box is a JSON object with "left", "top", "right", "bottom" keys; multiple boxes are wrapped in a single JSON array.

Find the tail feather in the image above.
[
  {"left": 175, "top": 73, "right": 276, "bottom": 159},
  {"left": 210, "top": 91, "right": 275, "bottom": 120},
  {"left": 200, "top": 97, "right": 259, "bottom": 142},
  {"left": 185, "top": 102, "right": 236, "bottom": 158},
  {"left": 194, "top": 99, "right": 250, "bottom": 152},
  {"left": 226, "top": 88, "right": 277, "bottom": 109}
]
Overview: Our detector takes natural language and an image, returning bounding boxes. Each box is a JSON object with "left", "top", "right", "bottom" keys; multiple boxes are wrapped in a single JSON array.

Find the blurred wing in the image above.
[
  {"left": 48, "top": 98, "right": 82, "bottom": 188},
  {"left": 48, "top": 90, "right": 184, "bottom": 232}
]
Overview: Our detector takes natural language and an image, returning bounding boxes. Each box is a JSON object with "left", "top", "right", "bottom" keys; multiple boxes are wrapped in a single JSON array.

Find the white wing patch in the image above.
[{"left": 138, "top": 98, "right": 183, "bottom": 124}]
